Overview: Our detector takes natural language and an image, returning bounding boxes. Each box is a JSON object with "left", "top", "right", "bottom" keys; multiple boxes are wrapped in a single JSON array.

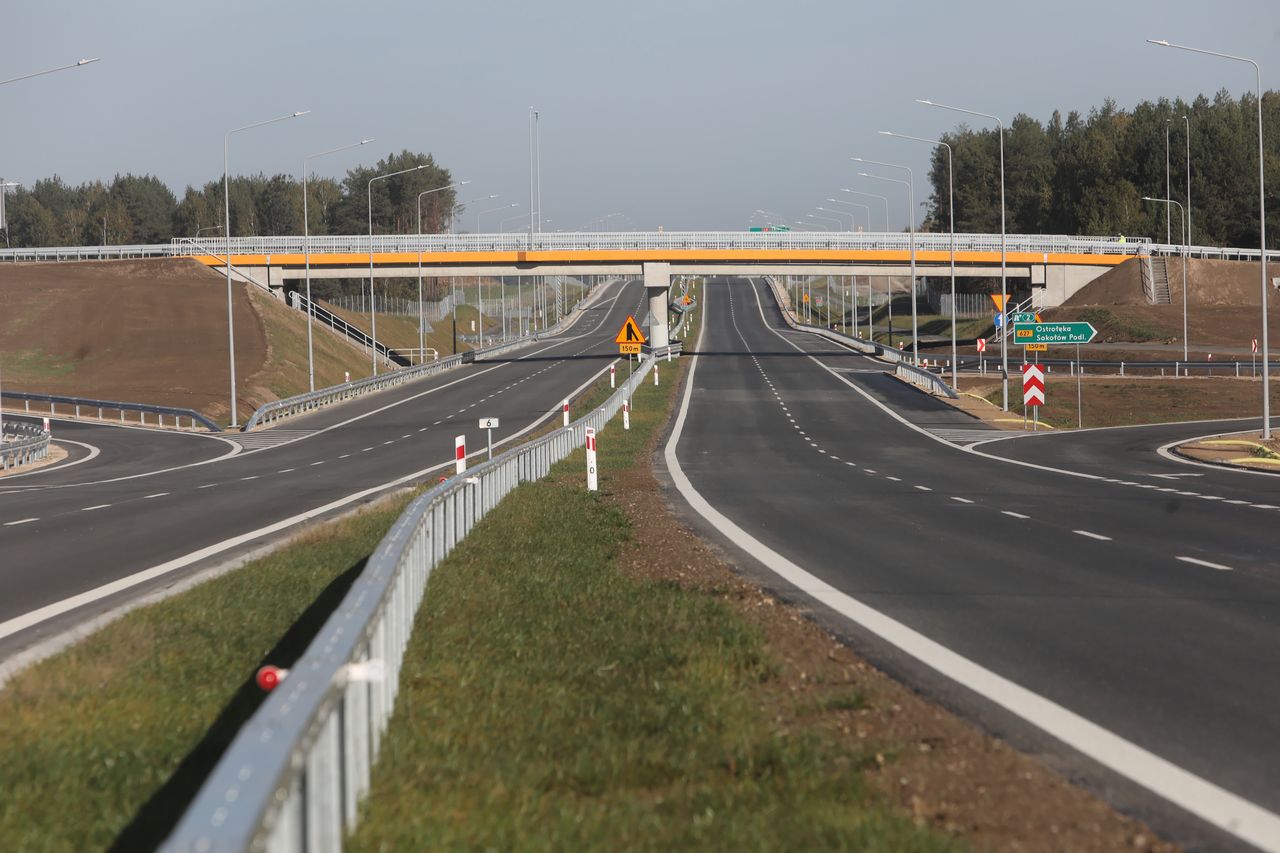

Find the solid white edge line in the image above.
[
  {"left": 0, "top": 344, "right": 620, "bottom": 648},
  {"left": 0, "top": 438, "right": 102, "bottom": 484},
  {"left": 1176, "top": 556, "right": 1234, "bottom": 572},
  {"left": 662, "top": 279, "right": 1280, "bottom": 852}
]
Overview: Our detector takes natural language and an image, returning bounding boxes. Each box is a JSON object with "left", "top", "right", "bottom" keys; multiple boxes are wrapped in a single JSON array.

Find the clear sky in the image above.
[{"left": 3, "top": 0, "right": 1277, "bottom": 233}]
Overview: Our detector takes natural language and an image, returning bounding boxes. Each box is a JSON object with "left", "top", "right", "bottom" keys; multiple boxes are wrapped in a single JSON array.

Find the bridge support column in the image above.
[{"left": 644, "top": 262, "right": 671, "bottom": 349}]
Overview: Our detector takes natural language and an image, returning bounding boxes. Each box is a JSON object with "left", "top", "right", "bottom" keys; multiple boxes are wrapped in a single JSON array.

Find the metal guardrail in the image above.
[
  {"left": 894, "top": 361, "right": 958, "bottom": 399},
  {"left": 0, "top": 421, "right": 51, "bottom": 471},
  {"left": 243, "top": 355, "right": 465, "bottom": 431},
  {"left": 163, "top": 352, "right": 660, "bottom": 853},
  {"left": 1, "top": 390, "right": 221, "bottom": 432},
  {"left": 245, "top": 290, "right": 597, "bottom": 431}
]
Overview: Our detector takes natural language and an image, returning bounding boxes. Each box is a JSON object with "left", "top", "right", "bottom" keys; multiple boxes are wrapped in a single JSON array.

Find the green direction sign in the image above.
[{"left": 1012, "top": 322, "right": 1097, "bottom": 345}]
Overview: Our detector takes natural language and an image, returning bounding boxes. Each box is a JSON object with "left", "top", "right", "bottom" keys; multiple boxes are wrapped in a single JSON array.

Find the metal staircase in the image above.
[{"left": 288, "top": 291, "right": 407, "bottom": 367}]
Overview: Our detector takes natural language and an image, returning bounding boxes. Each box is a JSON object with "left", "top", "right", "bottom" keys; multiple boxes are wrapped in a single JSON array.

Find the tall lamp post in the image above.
[
  {"left": 881, "top": 130, "right": 957, "bottom": 389},
  {"left": 842, "top": 188, "right": 892, "bottom": 342},
  {"left": 475, "top": 200, "right": 514, "bottom": 233},
  {"left": 1184, "top": 114, "right": 1192, "bottom": 245},
  {"left": 302, "top": 137, "right": 373, "bottom": 391},
  {"left": 418, "top": 181, "right": 469, "bottom": 360},
  {"left": 841, "top": 188, "right": 890, "bottom": 230},
  {"left": 368, "top": 163, "right": 429, "bottom": 376},
  {"left": 1165, "top": 119, "right": 1172, "bottom": 245},
  {"left": 1143, "top": 196, "right": 1189, "bottom": 360},
  {"left": 918, "top": 99, "right": 1008, "bottom": 409},
  {"left": 225, "top": 110, "right": 309, "bottom": 426},
  {"left": 854, "top": 157, "right": 919, "bottom": 364},
  {"left": 1149, "top": 39, "right": 1270, "bottom": 438},
  {"left": 826, "top": 198, "right": 871, "bottom": 230},
  {"left": 1, "top": 58, "right": 99, "bottom": 440}
]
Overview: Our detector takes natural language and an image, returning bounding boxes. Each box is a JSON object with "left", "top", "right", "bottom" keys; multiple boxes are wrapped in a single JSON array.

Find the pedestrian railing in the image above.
[
  {"left": 0, "top": 421, "right": 51, "bottom": 471},
  {"left": 163, "top": 353, "right": 659, "bottom": 853},
  {"left": 1, "top": 390, "right": 221, "bottom": 432}
]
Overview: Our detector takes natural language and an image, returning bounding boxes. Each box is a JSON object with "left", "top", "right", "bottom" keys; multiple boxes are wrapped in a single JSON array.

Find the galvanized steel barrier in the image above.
[
  {"left": 245, "top": 288, "right": 599, "bottom": 431},
  {"left": 894, "top": 361, "right": 958, "bottom": 399},
  {"left": 163, "top": 353, "right": 660, "bottom": 853},
  {"left": 1, "top": 390, "right": 221, "bottom": 432},
  {"left": 0, "top": 421, "right": 51, "bottom": 470}
]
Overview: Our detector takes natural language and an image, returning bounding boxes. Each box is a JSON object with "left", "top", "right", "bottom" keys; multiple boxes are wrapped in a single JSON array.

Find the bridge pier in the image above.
[{"left": 644, "top": 262, "right": 671, "bottom": 349}]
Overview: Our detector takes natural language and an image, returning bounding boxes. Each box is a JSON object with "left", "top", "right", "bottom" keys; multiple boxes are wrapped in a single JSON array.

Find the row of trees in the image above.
[
  {"left": 922, "top": 89, "right": 1279, "bottom": 249},
  {"left": 1, "top": 150, "right": 458, "bottom": 248}
]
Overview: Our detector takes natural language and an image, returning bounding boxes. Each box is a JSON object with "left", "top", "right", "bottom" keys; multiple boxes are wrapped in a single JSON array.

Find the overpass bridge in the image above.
[{"left": 4, "top": 231, "right": 1275, "bottom": 348}]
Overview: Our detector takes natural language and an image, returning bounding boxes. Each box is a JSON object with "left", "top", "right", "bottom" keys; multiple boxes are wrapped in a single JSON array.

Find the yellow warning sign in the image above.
[
  {"left": 618, "top": 342, "right": 642, "bottom": 355},
  {"left": 1024, "top": 343, "right": 1048, "bottom": 352},
  {"left": 615, "top": 315, "right": 646, "bottom": 345}
]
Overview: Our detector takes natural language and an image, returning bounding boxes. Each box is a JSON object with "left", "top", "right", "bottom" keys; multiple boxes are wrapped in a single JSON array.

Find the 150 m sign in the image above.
[{"left": 1012, "top": 322, "right": 1097, "bottom": 345}]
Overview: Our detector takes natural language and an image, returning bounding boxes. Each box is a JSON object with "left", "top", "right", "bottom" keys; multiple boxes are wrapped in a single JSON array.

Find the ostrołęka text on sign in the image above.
[{"left": 1012, "top": 322, "right": 1097, "bottom": 345}]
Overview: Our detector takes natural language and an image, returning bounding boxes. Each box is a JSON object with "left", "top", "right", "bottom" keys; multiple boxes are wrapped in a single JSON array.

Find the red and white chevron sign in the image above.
[{"left": 1022, "top": 364, "right": 1045, "bottom": 407}]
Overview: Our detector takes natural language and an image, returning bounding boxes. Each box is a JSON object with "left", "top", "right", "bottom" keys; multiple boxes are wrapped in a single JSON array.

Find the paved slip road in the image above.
[
  {"left": 0, "top": 280, "right": 647, "bottom": 662},
  {"left": 665, "top": 277, "right": 1280, "bottom": 853}
]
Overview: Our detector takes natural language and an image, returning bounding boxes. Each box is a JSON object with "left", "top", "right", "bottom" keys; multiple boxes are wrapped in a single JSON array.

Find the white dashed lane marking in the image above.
[
  {"left": 1073, "top": 530, "right": 1112, "bottom": 541},
  {"left": 81, "top": 504, "right": 111, "bottom": 511},
  {"left": 143, "top": 493, "right": 169, "bottom": 499},
  {"left": 4, "top": 518, "right": 38, "bottom": 526},
  {"left": 1002, "top": 511, "right": 1030, "bottom": 519},
  {"left": 1177, "top": 556, "right": 1234, "bottom": 572},
  {"left": 950, "top": 497, "right": 975, "bottom": 504}
]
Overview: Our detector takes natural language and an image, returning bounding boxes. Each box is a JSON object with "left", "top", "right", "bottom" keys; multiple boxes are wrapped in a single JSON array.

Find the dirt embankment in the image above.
[
  {"left": 0, "top": 258, "right": 369, "bottom": 424},
  {"left": 1048, "top": 257, "right": 1280, "bottom": 347}
]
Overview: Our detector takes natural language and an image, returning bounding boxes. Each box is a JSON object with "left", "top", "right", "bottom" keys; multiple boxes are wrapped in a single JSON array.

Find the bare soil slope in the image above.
[
  {"left": 1050, "top": 257, "right": 1279, "bottom": 346},
  {"left": 0, "top": 259, "right": 369, "bottom": 423}
]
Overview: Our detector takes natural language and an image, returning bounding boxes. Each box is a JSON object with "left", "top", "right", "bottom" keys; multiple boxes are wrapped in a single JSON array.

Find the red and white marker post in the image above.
[
  {"left": 654, "top": 363, "right": 659, "bottom": 387},
  {"left": 562, "top": 398, "right": 570, "bottom": 427},
  {"left": 1253, "top": 338, "right": 1259, "bottom": 377},
  {"left": 585, "top": 427, "right": 598, "bottom": 491},
  {"left": 623, "top": 400, "right": 630, "bottom": 431},
  {"left": 610, "top": 364, "right": 616, "bottom": 389},
  {"left": 1022, "top": 363, "right": 1045, "bottom": 431},
  {"left": 976, "top": 338, "right": 987, "bottom": 375},
  {"left": 454, "top": 434, "right": 467, "bottom": 474},
  {"left": 42, "top": 417, "right": 51, "bottom": 434}
]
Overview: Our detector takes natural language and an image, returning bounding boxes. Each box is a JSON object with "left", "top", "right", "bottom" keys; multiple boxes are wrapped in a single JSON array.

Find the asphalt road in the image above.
[
  {"left": 0, "top": 279, "right": 648, "bottom": 661},
  {"left": 665, "top": 276, "right": 1280, "bottom": 852}
]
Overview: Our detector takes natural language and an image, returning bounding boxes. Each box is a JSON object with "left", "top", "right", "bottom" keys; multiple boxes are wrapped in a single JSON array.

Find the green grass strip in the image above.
[
  {"left": 349, "top": 322, "right": 957, "bottom": 850},
  {"left": 0, "top": 494, "right": 416, "bottom": 852}
]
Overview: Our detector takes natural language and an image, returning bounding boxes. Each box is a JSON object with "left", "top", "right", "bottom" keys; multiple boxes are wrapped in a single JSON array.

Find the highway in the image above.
[
  {"left": 0, "top": 280, "right": 647, "bottom": 662},
  {"left": 665, "top": 277, "right": 1280, "bottom": 852}
]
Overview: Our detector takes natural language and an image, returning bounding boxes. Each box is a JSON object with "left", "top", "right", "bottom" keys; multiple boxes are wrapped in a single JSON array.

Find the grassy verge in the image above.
[
  {"left": 0, "top": 492, "right": 418, "bottom": 851},
  {"left": 959, "top": 374, "right": 1280, "bottom": 429},
  {"left": 348, "top": 292, "right": 954, "bottom": 850}
]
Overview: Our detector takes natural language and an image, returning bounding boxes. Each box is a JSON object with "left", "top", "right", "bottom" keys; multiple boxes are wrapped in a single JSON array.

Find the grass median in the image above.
[
  {"left": 348, "top": 298, "right": 955, "bottom": 850},
  {"left": 0, "top": 493, "right": 418, "bottom": 851}
]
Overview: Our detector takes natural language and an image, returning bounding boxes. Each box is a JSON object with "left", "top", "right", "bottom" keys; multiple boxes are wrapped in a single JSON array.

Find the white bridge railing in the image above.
[{"left": 1, "top": 231, "right": 1276, "bottom": 265}]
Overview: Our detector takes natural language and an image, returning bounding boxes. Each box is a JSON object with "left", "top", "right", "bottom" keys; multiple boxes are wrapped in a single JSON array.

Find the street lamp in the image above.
[
  {"left": 416, "top": 180, "right": 468, "bottom": 360},
  {"left": 816, "top": 207, "right": 854, "bottom": 230},
  {"left": 810, "top": 212, "right": 844, "bottom": 229},
  {"left": 302, "top": 137, "right": 373, "bottom": 391},
  {"left": 369, "top": 163, "right": 429, "bottom": 376},
  {"left": 1148, "top": 38, "right": 1270, "bottom": 438},
  {"left": 1165, "top": 119, "right": 1172, "bottom": 246},
  {"left": 841, "top": 189, "right": 890, "bottom": 230},
  {"left": 1144, "top": 196, "right": 1190, "bottom": 360},
  {"left": 854, "top": 157, "right": 919, "bottom": 364},
  {"left": 881, "top": 130, "right": 958, "bottom": 389},
  {"left": 224, "top": 110, "right": 309, "bottom": 426},
  {"left": 0, "top": 57, "right": 99, "bottom": 87},
  {"left": 477, "top": 202, "right": 517, "bottom": 233},
  {"left": 917, "top": 99, "right": 1009, "bottom": 409},
  {"left": 800, "top": 218, "right": 829, "bottom": 230},
  {"left": 1184, "top": 114, "right": 1192, "bottom": 245},
  {"left": 826, "top": 198, "right": 871, "bottom": 231},
  {"left": 0, "top": 58, "right": 99, "bottom": 440},
  {"left": 499, "top": 211, "right": 526, "bottom": 231}
]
